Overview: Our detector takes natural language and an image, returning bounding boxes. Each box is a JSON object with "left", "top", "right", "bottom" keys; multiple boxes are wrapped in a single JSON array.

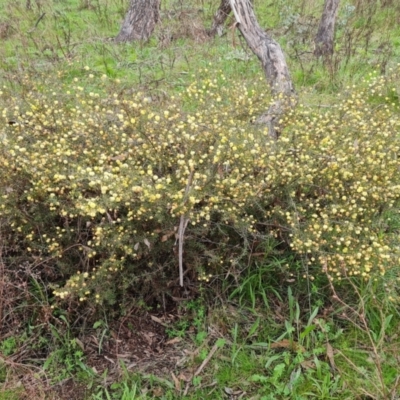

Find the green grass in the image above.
[
  {"left": 74, "top": 274, "right": 400, "bottom": 399},
  {"left": 1, "top": 0, "right": 398, "bottom": 96}
]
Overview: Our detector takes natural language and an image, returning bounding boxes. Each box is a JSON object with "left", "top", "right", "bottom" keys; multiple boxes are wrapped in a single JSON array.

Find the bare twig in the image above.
[
  {"left": 194, "top": 341, "right": 221, "bottom": 377},
  {"left": 27, "top": 12, "right": 46, "bottom": 33},
  {"left": 177, "top": 170, "right": 194, "bottom": 287},
  {"left": 178, "top": 215, "right": 189, "bottom": 287},
  {"left": 183, "top": 340, "right": 222, "bottom": 396}
]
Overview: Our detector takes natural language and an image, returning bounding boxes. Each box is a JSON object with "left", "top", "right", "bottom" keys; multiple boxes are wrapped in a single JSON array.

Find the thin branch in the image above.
[
  {"left": 177, "top": 170, "right": 194, "bottom": 287},
  {"left": 183, "top": 340, "right": 222, "bottom": 396},
  {"left": 27, "top": 12, "right": 46, "bottom": 33}
]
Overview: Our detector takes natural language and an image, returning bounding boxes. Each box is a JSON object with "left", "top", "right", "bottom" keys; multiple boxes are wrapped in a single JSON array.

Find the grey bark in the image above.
[
  {"left": 229, "top": 0, "right": 296, "bottom": 138},
  {"left": 210, "top": 0, "right": 254, "bottom": 37},
  {"left": 115, "top": 0, "right": 160, "bottom": 42},
  {"left": 314, "top": 0, "right": 340, "bottom": 57},
  {"left": 210, "top": 0, "right": 231, "bottom": 37}
]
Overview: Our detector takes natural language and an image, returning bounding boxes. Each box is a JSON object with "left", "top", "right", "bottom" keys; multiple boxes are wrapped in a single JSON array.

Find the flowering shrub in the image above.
[{"left": 1, "top": 67, "right": 400, "bottom": 305}]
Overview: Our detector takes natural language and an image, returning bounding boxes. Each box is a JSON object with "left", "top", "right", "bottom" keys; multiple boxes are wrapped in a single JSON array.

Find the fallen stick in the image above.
[{"left": 183, "top": 341, "right": 221, "bottom": 396}]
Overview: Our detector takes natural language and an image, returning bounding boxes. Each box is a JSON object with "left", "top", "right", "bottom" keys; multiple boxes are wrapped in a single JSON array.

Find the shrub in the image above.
[{"left": 1, "top": 67, "right": 400, "bottom": 307}]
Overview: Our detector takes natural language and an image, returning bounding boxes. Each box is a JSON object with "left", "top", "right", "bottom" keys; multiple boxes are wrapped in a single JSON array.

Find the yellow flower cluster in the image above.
[{"left": 1, "top": 67, "right": 399, "bottom": 303}]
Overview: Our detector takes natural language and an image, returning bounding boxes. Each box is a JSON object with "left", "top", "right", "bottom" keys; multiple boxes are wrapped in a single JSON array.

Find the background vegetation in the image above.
[{"left": 1, "top": 0, "right": 400, "bottom": 399}]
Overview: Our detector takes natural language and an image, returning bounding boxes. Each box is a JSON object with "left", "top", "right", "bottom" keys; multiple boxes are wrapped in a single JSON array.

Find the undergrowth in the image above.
[{"left": 1, "top": 67, "right": 400, "bottom": 308}]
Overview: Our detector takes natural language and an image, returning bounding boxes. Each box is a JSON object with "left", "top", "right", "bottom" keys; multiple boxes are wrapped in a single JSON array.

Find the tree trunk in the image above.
[
  {"left": 210, "top": 0, "right": 254, "bottom": 37},
  {"left": 229, "top": 0, "right": 296, "bottom": 138},
  {"left": 314, "top": 0, "right": 340, "bottom": 57},
  {"left": 115, "top": 0, "right": 160, "bottom": 42},
  {"left": 210, "top": 0, "right": 231, "bottom": 37}
]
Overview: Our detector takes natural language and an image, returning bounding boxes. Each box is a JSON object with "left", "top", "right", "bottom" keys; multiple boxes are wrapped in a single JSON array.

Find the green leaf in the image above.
[
  {"left": 265, "top": 354, "right": 282, "bottom": 369},
  {"left": 307, "top": 307, "right": 319, "bottom": 327},
  {"left": 250, "top": 374, "right": 268, "bottom": 383},
  {"left": 300, "top": 325, "right": 316, "bottom": 339},
  {"left": 93, "top": 320, "right": 104, "bottom": 329},
  {"left": 248, "top": 317, "right": 260, "bottom": 337}
]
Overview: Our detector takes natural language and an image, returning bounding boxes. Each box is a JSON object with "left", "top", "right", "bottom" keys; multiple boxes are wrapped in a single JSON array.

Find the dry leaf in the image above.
[
  {"left": 161, "top": 230, "right": 175, "bottom": 242},
  {"left": 150, "top": 315, "right": 169, "bottom": 327},
  {"left": 326, "top": 342, "right": 336, "bottom": 370},
  {"left": 117, "top": 353, "right": 132, "bottom": 358},
  {"left": 224, "top": 387, "right": 233, "bottom": 395},
  {"left": 144, "top": 238, "right": 151, "bottom": 249},
  {"left": 171, "top": 371, "right": 181, "bottom": 391},
  {"left": 152, "top": 387, "right": 163, "bottom": 397},
  {"left": 151, "top": 315, "right": 163, "bottom": 323},
  {"left": 270, "top": 339, "right": 305, "bottom": 352},
  {"left": 166, "top": 337, "right": 182, "bottom": 345},
  {"left": 75, "top": 338, "right": 84, "bottom": 350},
  {"left": 106, "top": 212, "right": 113, "bottom": 223},
  {"left": 300, "top": 359, "right": 315, "bottom": 370},
  {"left": 110, "top": 153, "right": 127, "bottom": 161},
  {"left": 178, "top": 372, "right": 192, "bottom": 382},
  {"left": 91, "top": 335, "right": 98, "bottom": 345},
  {"left": 143, "top": 332, "right": 154, "bottom": 344}
]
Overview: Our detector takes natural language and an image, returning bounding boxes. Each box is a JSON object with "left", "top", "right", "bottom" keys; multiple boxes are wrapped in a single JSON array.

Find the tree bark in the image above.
[
  {"left": 314, "top": 0, "right": 340, "bottom": 57},
  {"left": 210, "top": 0, "right": 231, "bottom": 37},
  {"left": 115, "top": 0, "right": 160, "bottom": 42},
  {"left": 229, "top": 0, "right": 296, "bottom": 138}
]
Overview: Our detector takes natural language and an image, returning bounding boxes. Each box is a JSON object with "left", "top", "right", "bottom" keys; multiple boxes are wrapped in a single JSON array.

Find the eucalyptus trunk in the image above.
[
  {"left": 115, "top": 0, "right": 160, "bottom": 42},
  {"left": 209, "top": 0, "right": 231, "bottom": 36},
  {"left": 229, "top": 0, "right": 296, "bottom": 138},
  {"left": 314, "top": 0, "right": 340, "bottom": 57}
]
